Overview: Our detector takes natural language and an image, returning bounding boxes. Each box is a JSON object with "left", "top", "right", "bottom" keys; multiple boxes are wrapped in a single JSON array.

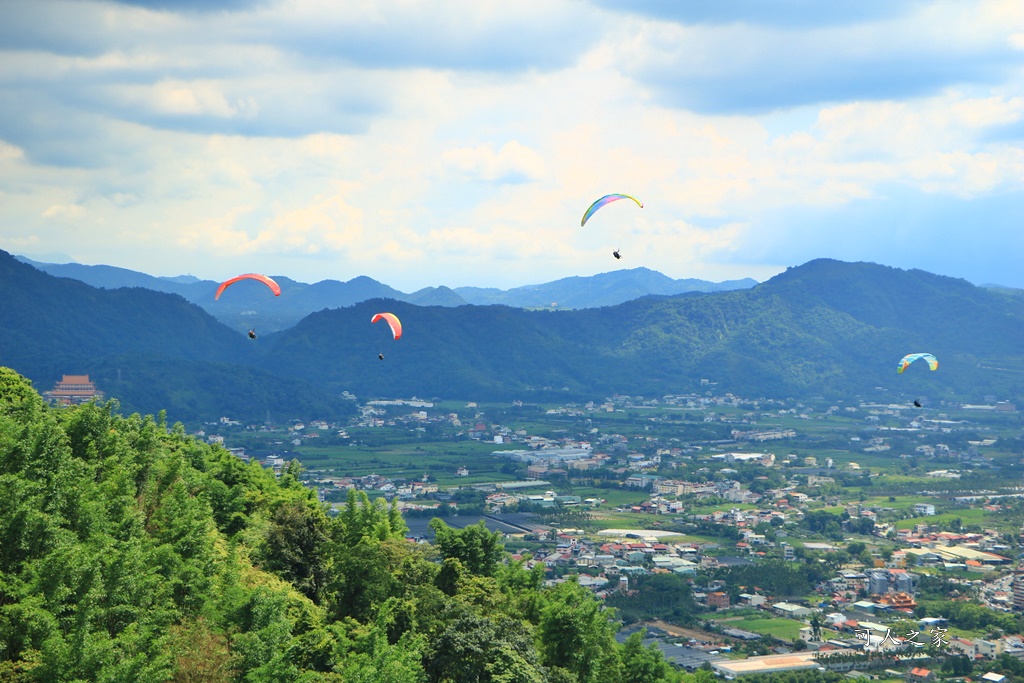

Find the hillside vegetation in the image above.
[
  {"left": 0, "top": 367, "right": 706, "bottom": 682},
  {"left": 259, "top": 260, "right": 1024, "bottom": 401},
  {"left": 4, "top": 249, "right": 1023, "bottom": 422},
  {"left": 0, "top": 251, "right": 353, "bottom": 424}
]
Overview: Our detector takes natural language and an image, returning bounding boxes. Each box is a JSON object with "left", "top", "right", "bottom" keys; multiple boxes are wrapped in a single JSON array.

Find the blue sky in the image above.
[{"left": 0, "top": 0, "right": 1021, "bottom": 290}]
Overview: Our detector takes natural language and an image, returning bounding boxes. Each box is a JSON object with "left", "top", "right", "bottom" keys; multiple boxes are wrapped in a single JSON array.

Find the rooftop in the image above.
[{"left": 713, "top": 651, "right": 828, "bottom": 676}]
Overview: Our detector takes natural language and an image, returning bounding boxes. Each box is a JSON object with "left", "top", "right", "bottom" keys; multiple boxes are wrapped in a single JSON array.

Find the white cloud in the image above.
[
  {"left": 146, "top": 79, "right": 250, "bottom": 118},
  {"left": 0, "top": 0, "right": 1022, "bottom": 289},
  {"left": 0, "top": 141, "right": 24, "bottom": 161},
  {"left": 41, "top": 203, "right": 87, "bottom": 220},
  {"left": 605, "top": 1, "right": 1022, "bottom": 114},
  {"left": 440, "top": 141, "right": 548, "bottom": 183}
]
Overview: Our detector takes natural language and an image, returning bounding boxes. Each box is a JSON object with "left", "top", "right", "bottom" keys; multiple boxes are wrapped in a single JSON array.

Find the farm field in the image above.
[
  {"left": 589, "top": 510, "right": 664, "bottom": 530},
  {"left": 717, "top": 616, "right": 840, "bottom": 642},
  {"left": 893, "top": 507, "right": 992, "bottom": 530},
  {"left": 299, "top": 440, "right": 517, "bottom": 483}
]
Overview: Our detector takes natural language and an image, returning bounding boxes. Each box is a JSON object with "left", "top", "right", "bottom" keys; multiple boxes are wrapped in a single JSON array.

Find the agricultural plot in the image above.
[
  {"left": 566, "top": 487, "right": 651, "bottom": 508},
  {"left": 719, "top": 617, "right": 840, "bottom": 642},
  {"left": 893, "top": 507, "right": 992, "bottom": 530},
  {"left": 299, "top": 440, "right": 516, "bottom": 485}
]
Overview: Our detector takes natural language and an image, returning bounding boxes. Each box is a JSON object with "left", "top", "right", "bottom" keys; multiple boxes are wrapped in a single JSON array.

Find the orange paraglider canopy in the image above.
[
  {"left": 214, "top": 273, "right": 281, "bottom": 300},
  {"left": 371, "top": 312, "right": 402, "bottom": 340}
]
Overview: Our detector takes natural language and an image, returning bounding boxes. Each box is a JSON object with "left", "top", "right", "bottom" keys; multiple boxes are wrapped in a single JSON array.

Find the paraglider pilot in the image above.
[
  {"left": 378, "top": 353, "right": 385, "bottom": 361},
  {"left": 613, "top": 250, "right": 621, "bottom": 260},
  {"left": 248, "top": 329, "right": 257, "bottom": 339}
]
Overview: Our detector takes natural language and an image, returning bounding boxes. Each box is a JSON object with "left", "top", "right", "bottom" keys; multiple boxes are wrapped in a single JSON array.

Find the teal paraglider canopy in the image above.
[
  {"left": 580, "top": 193, "right": 643, "bottom": 227},
  {"left": 897, "top": 352, "right": 938, "bottom": 374}
]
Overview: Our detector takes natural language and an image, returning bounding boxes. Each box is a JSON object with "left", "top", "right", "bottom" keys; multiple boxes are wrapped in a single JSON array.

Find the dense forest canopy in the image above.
[{"left": 0, "top": 366, "right": 749, "bottom": 682}]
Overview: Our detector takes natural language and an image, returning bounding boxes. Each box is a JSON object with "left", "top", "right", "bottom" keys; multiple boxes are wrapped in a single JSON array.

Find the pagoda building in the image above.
[
  {"left": 44, "top": 375, "right": 103, "bottom": 406},
  {"left": 875, "top": 591, "right": 917, "bottom": 612}
]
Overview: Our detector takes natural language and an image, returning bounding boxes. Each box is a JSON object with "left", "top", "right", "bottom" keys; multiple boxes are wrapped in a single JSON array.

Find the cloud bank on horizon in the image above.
[{"left": 0, "top": 0, "right": 1021, "bottom": 290}]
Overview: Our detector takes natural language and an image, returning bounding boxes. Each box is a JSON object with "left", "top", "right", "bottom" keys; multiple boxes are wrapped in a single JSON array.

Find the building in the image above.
[
  {"left": 624, "top": 474, "right": 661, "bottom": 488},
  {"left": 724, "top": 627, "right": 763, "bottom": 640},
  {"left": 893, "top": 571, "right": 916, "bottom": 594},
  {"left": 739, "top": 593, "right": 767, "bottom": 607},
  {"left": 977, "top": 640, "right": 1004, "bottom": 658},
  {"left": 711, "top": 452, "right": 775, "bottom": 465},
  {"left": 908, "top": 668, "right": 935, "bottom": 683},
  {"left": 713, "top": 652, "right": 824, "bottom": 678},
  {"left": 44, "top": 374, "right": 103, "bottom": 405},
  {"left": 526, "top": 465, "right": 549, "bottom": 480},
  {"left": 707, "top": 591, "right": 730, "bottom": 609},
  {"left": 867, "top": 569, "right": 890, "bottom": 596},
  {"left": 496, "top": 447, "right": 592, "bottom": 464},
  {"left": 914, "top": 503, "right": 936, "bottom": 516},
  {"left": 772, "top": 602, "right": 814, "bottom": 618},
  {"left": 948, "top": 637, "right": 977, "bottom": 658},
  {"left": 1013, "top": 569, "right": 1024, "bottom": 612},
  {"left": 875, "top": 592, "right": 916, "bottom": 611}
]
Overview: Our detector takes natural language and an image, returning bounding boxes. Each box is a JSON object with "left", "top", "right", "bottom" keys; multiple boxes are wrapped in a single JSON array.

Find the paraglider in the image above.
[
  {"left": 214, "top": 273, "right": 282, "bottom": 300},
  {"left": 371, "top": 312, "right": 402, "bottom": 340},
  {"left": 613, "top": 250, "right": 621, "bottom": 260},
  {"left": 372, "top": 312, "right": 402, "bottom": 360},
  {"left": 897, "top": 353, "right": 938, "bottom": 374},
  {"left": 581, "top": 193, "right": 643, "bottom": 227},
  {"left": 913, "top": 399, "right": 922, "bottom": 408},
  {"left": 248, "top": 329, "right": 257, "bottom": 340}
]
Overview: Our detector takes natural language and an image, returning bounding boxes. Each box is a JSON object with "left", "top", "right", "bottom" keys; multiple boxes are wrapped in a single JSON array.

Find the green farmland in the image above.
[{"left": 298, "top": 439, "right": 519, "bottom": 486}]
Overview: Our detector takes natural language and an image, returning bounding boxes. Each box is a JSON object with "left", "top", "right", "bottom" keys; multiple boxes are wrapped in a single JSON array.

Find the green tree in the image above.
[
  {"left": 942, "top": 654, "right": 973, "bottom": 676},
  {"left": 337, "top": 629, "right": 427, "bottom": 683},
  {"left": 809, "top": 614, "right": 822, "bottom": 641},
  {"left": 336, "top": 488, "right": 407, "bottom": 547},
  {"left": 260, "top": 500, "right": 331, "bottom": 603},
  {"left": 621, "top": 630, "right": 671, "bottom": 683},
  {"left": 426, "top": 608, "right": 543, "bottom": 683},
  {"left": 430, "top": 519, "right": 505, "bottom": 577},
  {"left": 538, "top": 580, "right": 621, "bottom": 683},
  {"left": 606, "top": 573, "right": 698, "bottom": 624}
]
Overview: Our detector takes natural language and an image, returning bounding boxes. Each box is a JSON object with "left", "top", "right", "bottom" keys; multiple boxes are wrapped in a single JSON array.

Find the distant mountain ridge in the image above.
[
  {"left": 16, "top": 256, "right": 756, "bottom": 332},
  {"left": 4, "top": 250, "right": 1021, "bottom": 424},
  {"left": 254, "top": 260, "right": 1024, "bottom": 404},
  {"left": 454, "top": 267, "right": 756, "bottom": 308}
]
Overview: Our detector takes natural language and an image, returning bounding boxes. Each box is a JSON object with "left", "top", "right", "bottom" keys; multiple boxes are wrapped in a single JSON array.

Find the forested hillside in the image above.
[
  {"left": 5, "top": 249, "right": 1023, "bottom": 419},
  {"left": 0, "top": 367, "right": 707, "bottom": 682},
  {"left": 0, "top": 251, "right": 353, "bottom": 424},
  {"left": 259, "top": 259, "right": 1024, "bottom": 401}
]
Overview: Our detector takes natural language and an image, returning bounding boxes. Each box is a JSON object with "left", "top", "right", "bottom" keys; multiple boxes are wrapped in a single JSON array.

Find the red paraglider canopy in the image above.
[
  {"left": 371, "top": 312, "right": 402, "bottom": 340},
  {"left": 214, "top": 273, "right": 281, "bottom": 300}
]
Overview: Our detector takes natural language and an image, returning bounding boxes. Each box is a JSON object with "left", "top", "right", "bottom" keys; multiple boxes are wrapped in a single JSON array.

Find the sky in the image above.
[{"left": 0, "top": 0, "right": 1022, "bottom": 292}]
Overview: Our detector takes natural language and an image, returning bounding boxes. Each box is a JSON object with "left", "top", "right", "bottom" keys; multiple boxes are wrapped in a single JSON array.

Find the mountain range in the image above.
[
  {"left": 3, "top": 249, "right": 1022, "bottom": 424},
  {"left": 15, "top": 256, "right": 756, "bottom": 332}
]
